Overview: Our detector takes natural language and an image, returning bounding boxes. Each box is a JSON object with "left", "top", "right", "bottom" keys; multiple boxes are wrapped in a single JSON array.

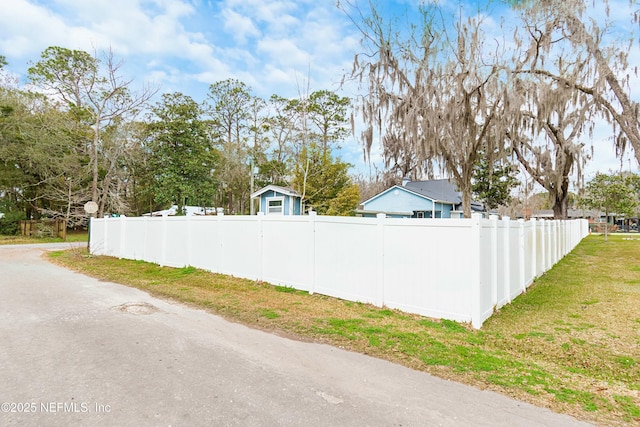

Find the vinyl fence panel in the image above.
[{"left": 90, "top": 214, "right": 588, "bottom": 328}]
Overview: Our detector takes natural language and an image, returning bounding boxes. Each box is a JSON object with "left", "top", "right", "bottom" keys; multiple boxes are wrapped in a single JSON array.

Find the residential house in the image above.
[{"left": 357, "top": 179, "right": 484, "bottom": 218}]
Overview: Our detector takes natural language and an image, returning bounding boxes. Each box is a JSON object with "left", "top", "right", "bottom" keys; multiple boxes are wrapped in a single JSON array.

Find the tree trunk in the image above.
[
  {"left": 551, "top": 173, "right": 570, "bottom": 220},
  {"left": 551, "top": 194, "right": 568, "bottom": 219},
  {"left": 91, "top": 124, "right": 101, "bottom": 217},
  {"left": 460, "top": 182, "right": 472, "bottom": 218}
]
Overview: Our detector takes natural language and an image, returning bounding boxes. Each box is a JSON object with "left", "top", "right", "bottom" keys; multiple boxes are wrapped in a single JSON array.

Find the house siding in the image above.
[
  {"left": 362, "top": 187, "right": 454, "bottom": 218},
  {"left": 259, "top": 190, "right": 301, "bottom": 216}
]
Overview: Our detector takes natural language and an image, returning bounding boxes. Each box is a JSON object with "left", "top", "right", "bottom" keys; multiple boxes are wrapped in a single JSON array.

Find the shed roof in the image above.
[{"left": 250, "top": 184, "right": 301, "bottom": 199}]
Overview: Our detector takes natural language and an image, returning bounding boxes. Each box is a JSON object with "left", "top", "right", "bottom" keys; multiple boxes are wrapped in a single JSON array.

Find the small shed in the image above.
[{"left": 250, "top": 185, "right": 302, "bottom": 216}]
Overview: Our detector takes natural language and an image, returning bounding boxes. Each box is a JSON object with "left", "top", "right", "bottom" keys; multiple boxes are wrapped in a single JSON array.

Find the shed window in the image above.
[{"left": 267, "top": 197, "right": 284, "bottom": 215}]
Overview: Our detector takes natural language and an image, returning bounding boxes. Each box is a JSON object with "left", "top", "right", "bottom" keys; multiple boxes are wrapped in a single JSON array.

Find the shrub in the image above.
[
  {"left": 0, "top": 210, "right": 25, "bottom": 235},
  {"left": 34, "top": 221, "right": 56, "bottom": 238}
]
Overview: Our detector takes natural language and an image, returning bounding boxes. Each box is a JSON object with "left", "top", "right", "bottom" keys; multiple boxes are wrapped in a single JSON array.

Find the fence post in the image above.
[
  {"left": 518, "top": 219, "right": 526, "bottom": 293},
  {"left": 143, "top": 216, "right": 148, "bottom": 260},
  {"left": 308, "top": 211, "right": 317, "bottom": 295},
  {"left": 551, "top": 220, "right": 560, "bottom": 265},
  {"left": 186, "top": 215, "right": 192, "bottom": 268},
  {"left": 559, "top": 220, "right": 564, "bottom": 257},
  {"left": 376, "top": 213, "right": 386, "bottom": 308},
  {"left": 538, "top": 220, "right": 544, "bottom": 270},
  {"left": 545, "top": 220, "right": 551, "bottom": 270},
  {"left": 257, "top": 212, "right": 264, "bottom": 282},
  {"left": 59, "top": 219, "right": 67, "bottom": 240},
  {"left": 502, "top": 216, "right": 511, "bottom": 304},
  {"left": 215, "top": 211, "right": 224, "bottom": 274},
  {"left": 489, "top": 214, "right": 499, "bottom": 309},
  {"left": 470, "top": 213, "right": 483, "bottom": 329},
  {"left": 103, "top": 217, "right": 109, "bottom": 256},
  {"left": 87, "top": 218, "right": 93, "bottom": 253},
  {"left": 530, "top": 217, "right": 537, "bottom": 283},
  {"left": 160, "top": 214, "right": 168, "bottom": 267},
  {"left": 119, "top": 216, "right": 126, "bottom": 258}
]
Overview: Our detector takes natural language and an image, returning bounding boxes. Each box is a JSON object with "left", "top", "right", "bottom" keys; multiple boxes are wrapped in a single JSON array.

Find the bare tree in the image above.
[
  {"left": 513, "top": 0, "right": 640, "bottom": 166},
  {"left": 507, "top": 50, "right": 594, "bottom": 219},
  {"left": 342, "top": 1, "right": 508, "bottom": 217}
]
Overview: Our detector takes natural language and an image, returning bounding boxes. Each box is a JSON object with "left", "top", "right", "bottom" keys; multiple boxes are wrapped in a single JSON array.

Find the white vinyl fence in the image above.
[{"left": 90, "top": 213, "right": 589, "bottom": 328}]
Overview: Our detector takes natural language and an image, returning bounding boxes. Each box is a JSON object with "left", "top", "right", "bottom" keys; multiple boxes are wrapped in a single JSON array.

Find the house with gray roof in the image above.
[{"left": 357, "top": 179, "right": 484, "bottom": 218}]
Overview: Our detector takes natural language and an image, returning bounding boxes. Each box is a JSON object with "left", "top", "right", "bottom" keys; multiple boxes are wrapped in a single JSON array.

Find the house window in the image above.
[
  {"left": 414, "top": 211, "right": 432, "bottom": 218},
  {"left": 266, "top": 197, "right": 284, "bottom": 215}
]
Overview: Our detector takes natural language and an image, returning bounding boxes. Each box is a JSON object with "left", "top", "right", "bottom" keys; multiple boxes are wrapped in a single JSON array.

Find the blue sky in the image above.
[
  {"left": 0, "top": 0, "right": 361, "bottom": 100},
  {"left": 0, "top": 0, "right": 638, "bottom": 184}
]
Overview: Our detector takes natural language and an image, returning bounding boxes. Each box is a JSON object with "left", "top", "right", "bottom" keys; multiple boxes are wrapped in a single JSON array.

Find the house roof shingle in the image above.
[{"left": 403, "top": 179, "right": 484, "bottom": 211}]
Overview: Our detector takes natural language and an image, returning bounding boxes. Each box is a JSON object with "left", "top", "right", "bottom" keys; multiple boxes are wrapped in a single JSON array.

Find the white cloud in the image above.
[
  {"left": 222, "top": 0, "right": 299, "bottom": 31},
  {"left": 0, "top": 0, "right": 100, "bottom": 58},
  {"left": 221, "top": 8, "right": 261, "bottom": 44},
  {"left": 257, "top": 37, "right": 310, "bottom": 67}
]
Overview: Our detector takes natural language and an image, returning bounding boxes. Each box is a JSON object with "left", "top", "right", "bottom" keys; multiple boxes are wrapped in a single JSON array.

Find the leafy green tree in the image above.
[
  {"left": 306, "top": 90, "right": 350, "bottom": 155},
  {"left": 255, "top": 159, "right": 289, "bottom": 188},
  {"left": 472, "top": 155, "right": 519, "bottom": 210},
  {"left": 326, "top": 184, "right": 361, "bottom": 216},
  {"left": 147, "top": 93, "right": 219, "bottom": 214},
  {"left": 205, "top": 79, "right": 258, "bottom": 213},
  {"left": 0, "top": 197, "right": 24, "bottom": 235},
  {"left": 0, "top": 87, "right": 89, "bottom": 224},
  {"left": 286, "top": 90, "right": 351, "bottom": 157},
  {"left": 28, "top": 46, "right": 156, "bottom": 217},
  {"left": 292, "top": 143, "right": 359, "bottom": 215},
  {"left": 580, "top": 173, "right": 639, "bottom": 241},
  {"left": 265, "top": 94, "right": 298, "bottom": 168},
  {"left": 120, "top": 121, "right": 157, "bottom": 216}
]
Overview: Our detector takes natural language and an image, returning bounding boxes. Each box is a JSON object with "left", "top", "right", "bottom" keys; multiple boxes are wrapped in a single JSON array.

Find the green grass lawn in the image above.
[
  {"left": 47, "top": 234, "right": 640, "bottom": 426},
  {"left": 0, "top": 231, "right": 88, "bottom": 245}
]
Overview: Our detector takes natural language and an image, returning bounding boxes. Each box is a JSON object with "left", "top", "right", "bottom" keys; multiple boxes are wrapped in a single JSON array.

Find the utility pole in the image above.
[{"left": 250, "top": 159, "right": 255, "bottom": 215}]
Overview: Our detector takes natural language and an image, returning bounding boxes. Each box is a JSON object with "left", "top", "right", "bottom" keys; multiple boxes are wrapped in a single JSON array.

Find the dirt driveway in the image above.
[{"left": 0, "top": 243, "right": 591, "bottom": 426}]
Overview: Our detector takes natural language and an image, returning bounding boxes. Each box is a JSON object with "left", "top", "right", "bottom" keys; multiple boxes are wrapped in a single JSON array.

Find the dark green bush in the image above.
[{"left": 0, "top": 210, "right": 25, "bottom": 235}]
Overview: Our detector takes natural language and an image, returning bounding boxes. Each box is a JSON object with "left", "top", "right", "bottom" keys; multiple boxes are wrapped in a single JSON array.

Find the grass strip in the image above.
[{"left": 1, "top": 232, "right": 88, "bottom": 245}]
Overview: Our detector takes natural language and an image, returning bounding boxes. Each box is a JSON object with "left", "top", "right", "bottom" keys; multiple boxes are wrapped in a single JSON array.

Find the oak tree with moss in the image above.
[{"left": 342, "top": 1, "right": 509, "bottom": 217}]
